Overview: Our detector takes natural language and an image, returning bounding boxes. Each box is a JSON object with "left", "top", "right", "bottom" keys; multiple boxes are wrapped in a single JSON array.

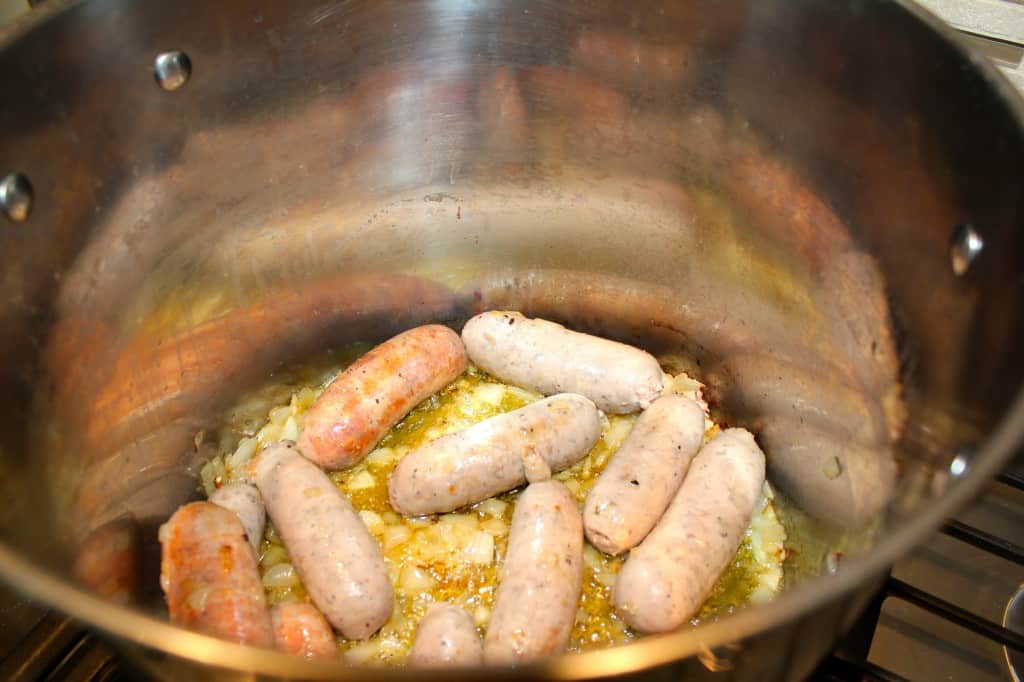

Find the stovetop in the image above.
[{"left": 0, "top": 1, "right": 1022, "bottom": 681}]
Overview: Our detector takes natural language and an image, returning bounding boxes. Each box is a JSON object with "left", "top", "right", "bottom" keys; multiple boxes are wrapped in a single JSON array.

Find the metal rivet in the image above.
[
  {"left": 950, "top": 444, "right": 975, "bottom": 478},
  {"left": 153, "top": 51, "right": 192, "bottom": 91},
  {"left": 951, "top": 223, "right": 984, "bottom": 276},
  {"left": 0, "top": 173, "right": 33, "bottom": 222}
]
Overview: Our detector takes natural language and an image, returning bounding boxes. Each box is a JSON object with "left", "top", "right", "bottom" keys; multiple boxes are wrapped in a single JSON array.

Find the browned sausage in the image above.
[
  {"left": 298, "top": 324, "right": 467, "bottom": 470},
  {"left": 158, "top": 502, "right": 273, "bottom": 647},
  {"left": 269, "top": 602, "right": 339, "bottom": 660}
]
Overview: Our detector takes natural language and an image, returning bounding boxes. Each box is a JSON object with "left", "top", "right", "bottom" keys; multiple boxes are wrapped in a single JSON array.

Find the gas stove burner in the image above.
[{"left": 1006, "top": 585, "right": 1024, "bottom": 682}]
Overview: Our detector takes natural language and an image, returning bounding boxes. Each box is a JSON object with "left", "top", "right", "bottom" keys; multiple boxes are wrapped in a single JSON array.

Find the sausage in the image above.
[
  {"left": 269, "top": 602, "right": 339, "bottom": 660},
  {"left": 409, "top": 603, "right": 483, "bottom": 667},
  {"left": 484, "top": 481, "right": 583, "bottom": 664},
  {"left": 388, "top": 394, "right": 601, "bottom": 516},
  {"left": 251, "top": 443, "right": 392, "bottom": 640},
  {"left": 614, "top": 428, "right": 765, "bottom": 633},
  {"left": 209, "top": 482, "right": 265, "bottom": 552},
  {"left": 583, "top": 395, "right": 706, "bottom": 555},
  {"left": 73, "top": 515, "right": 140, "bottom": 604},
  {"left": 756, "top": 417, "right": 897, "bottom": 529},
  {"left": 158, "top": 502, "right": 273, "bottom": 647},
  {"left": 298, "top": 324, "right": 467, "bottom": 470},
  {"left": 461, "top": 311, "right": 665, "bottom": 414}
]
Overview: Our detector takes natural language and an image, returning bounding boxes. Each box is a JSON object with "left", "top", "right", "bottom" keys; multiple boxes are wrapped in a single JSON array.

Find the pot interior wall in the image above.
[{"left": 0, "top": 0, "right": 1022, "bottom": 671}]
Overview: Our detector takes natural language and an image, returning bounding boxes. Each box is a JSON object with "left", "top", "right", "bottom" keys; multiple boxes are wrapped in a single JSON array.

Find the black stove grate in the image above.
[{"left": 817, "top": 472, "right": 1024, "bottom": 681}]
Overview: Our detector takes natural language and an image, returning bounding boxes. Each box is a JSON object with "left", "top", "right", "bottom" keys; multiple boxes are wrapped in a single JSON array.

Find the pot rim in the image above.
[{"left": 1, "top": 0, "right": 1023, "bottom": 677}]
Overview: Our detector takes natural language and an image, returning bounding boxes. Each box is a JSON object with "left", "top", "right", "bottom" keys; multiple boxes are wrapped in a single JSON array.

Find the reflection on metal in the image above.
[
  {"left": 153, "top": 51, "right": 191, "bottom": 91},
  {"left": 950, "top": 443, "right": 975, "bottom": 478},
  {"left": 950, "top": 223, "right": 984, "bottom": 276},
  {"left": 1005, "top": 584, "right": 1024, "bottom": 682},
  {"left": 0, "top": 173, "right": 31, "bottom": 222}
]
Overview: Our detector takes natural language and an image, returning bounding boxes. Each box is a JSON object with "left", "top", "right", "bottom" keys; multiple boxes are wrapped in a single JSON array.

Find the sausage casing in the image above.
[
  {"left": 389, "top": 394, "right": 601, "bottom": 516},
  {"left": 270, "top": 602, "right": 339, "bottom": 660},
  {"left": 158, "top": 502, "right": 273, "bottom": 647},
  {"left": 409, "top": 603, "right": 483, "bottom": 667},
  {"left": 583, "top": 395, "right": 706, "bottom": 555},
  {"left": 484, "top": 481, "right": 583, "bottom": 664},
  {"left": 209, "top": 482, "right": 265, "bottom": 551},
  {"left": 462, "top": 311, "right": 664, "bottom": 414},
  {"left": 613, "top": 428, "right": 765, "bottom": 633},
  {"left": 252, "top": 443, "right": 393, "bottom": 640},
  {"left": 298, "top": 324, "right": 467, "bottom": 470}
]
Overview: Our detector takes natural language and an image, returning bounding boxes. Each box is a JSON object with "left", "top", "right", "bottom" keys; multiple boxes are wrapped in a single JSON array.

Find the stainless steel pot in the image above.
[{"left": 1, "top": 0, "right": 1023, "bottom": 679}]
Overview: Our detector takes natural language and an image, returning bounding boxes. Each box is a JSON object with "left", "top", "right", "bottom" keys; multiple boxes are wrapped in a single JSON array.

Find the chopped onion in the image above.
[
  {"left": 280, "top": 416, "right": 299, "bottom": 442},
  {"left": 359, "top": 510, "right": 384, "bottom": 533},
  {"left": 475, "top": 498, "right": 508, "bottom": 518},
  {"left": 399, "top": 564, "right": 436, "bottom": 594},
  {"left": 480, "top": 518, "right": 508, "bottom": 537},
  {"left": 366, "top": 447, "right": 396, "bottom": 467},
  {"left": 347, "top": 470, "right": 377, "bottom": 491},
  {"left": 261, "top": 545, "right": 289, "bottom": 568},
  {"left": 383, "top": 525, "right": 412, "bottom": 552},
  {"left": 262, "top": 563, "right": 299, "bottom": 588},
  {"left": 473, "top": 383, "right": 506, "bottom": 406},
  {"left": 463, "top": 531, "right": 495, "bottom": 565},
  {"left": 438, "top": 514, "right": 478, "bottom": 531},
  {"left": 226, "top": 437, "right": 257, "bottom": 471}
]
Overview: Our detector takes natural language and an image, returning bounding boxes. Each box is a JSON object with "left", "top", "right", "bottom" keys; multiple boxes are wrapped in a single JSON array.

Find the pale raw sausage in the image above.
[
  {"left": 484, "top": 481, "right": 583, "bottom": 664},
  {"left": 251, "top": 443, "right": 393, "bottom": 640},
  {"left": 461, "top": 311, "right": 664, "bottom": 414},
  {"left": 613, "top": 428, "right": 765, "bottom": 633},
  {"left": 409, "top": 603, "right": 483, "bottom": 667},
  {"left": 388, "top": 394, "right": 601, "bottom": 516},
  {"left": 209, "top": 482, "right": 265, "bottom": 551},
  {"left": 583, "top": 394, "right": 706, "bottom": 555}
]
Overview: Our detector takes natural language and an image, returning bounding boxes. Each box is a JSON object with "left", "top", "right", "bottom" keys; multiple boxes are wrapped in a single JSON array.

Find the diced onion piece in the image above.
[
  {"left": 366, "top": 447, "right": 397, "bottom": 467},
  {"left": 383, "top": 525, "right": 412, "bottom": 552},
  {"left": 261, "top": 545, "right": 289, "bottom": 567},
  {"left": 347, "top": 470, "right": 377, "bottom": 491},
  {"left": 463, "top": 531, "right": 495, "bottom": 565},
  {"left": 480, "top": 518, "right": 508, "bottom": 537},
  {"left": 601, "top": 417, "right": 634, "bottom": 450},
  {"left": 475, "top": 498, "right": 508, "bottom": 518},
  {"left": 262, "top": 563, "right": 299, "bottom": 588},
  {"left": 359, "top": 510, "right": 384, "bottom": 534},
  {"left": 583, "top": 545, "right": 605, "bottom": 572},
  {"left": 438, "top": 514, "right": 478, "bottom": 531},
  {"left": 226, "top": 437, "right": 258, "bottom": 471},
  {"left": 280, "top": 416, "right": 299, "bottom": 442},
  {"left": 291, "top": 387, "right": 316, "bottom": 414},
  {"left": 399, "top": 564, "right": 436, "bottom": 594},
  {"left": 473, "top": 383, "right": 506, "bottom": 406}
]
